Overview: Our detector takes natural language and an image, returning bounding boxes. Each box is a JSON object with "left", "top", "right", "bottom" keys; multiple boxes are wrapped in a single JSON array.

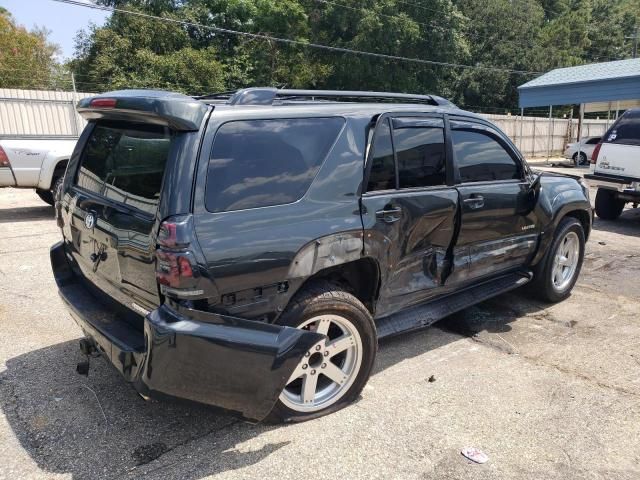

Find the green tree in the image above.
[
  {"left": 71, "top": 5, "right": 226, "bottom": 94},
  {"left": 454, "top": 0, "right": 544, "bottom": 109},
  {"left": 305, "top": 0, "right": 468, "bottom": 96},
  {"left": 0, "top": 9, "right": 61, "bottom": 89},
  {"left": 69, "top": 0, "right": 640, "bottom": 109}
]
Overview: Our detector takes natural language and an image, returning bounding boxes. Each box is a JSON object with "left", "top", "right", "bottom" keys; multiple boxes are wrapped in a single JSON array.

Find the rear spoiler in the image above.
[{"left": 77, "top": 90, "right": 209, "bottom": 131}]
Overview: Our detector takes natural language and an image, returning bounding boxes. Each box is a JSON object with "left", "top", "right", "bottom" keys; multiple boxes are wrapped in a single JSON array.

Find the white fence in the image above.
[
  {"left": 0, "top": 88, "right": 613, "bottom": 157},
  {"left": 482, "top": 114, "right": 610, "bottom": 158}
]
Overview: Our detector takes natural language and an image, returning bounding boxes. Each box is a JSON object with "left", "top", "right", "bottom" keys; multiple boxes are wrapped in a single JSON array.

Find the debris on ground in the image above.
[{"left": 461, "top": 447, "right": 489, "bottom": 464}]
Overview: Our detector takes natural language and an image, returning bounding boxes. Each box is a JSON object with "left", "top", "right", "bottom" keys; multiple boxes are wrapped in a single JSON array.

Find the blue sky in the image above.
[{"left": 1, "top": 0, "right": 109, "bottom": 60}]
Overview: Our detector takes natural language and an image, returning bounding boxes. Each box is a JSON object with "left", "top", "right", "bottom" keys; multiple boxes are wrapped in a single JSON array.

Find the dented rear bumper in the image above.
[{"left": 50, "top": 241, "right": 321, "bottom": 421}]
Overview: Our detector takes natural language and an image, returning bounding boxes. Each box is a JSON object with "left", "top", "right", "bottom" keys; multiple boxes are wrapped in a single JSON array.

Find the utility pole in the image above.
[{"left": 626, "top": 26, "right": 639, "bottom": 59}]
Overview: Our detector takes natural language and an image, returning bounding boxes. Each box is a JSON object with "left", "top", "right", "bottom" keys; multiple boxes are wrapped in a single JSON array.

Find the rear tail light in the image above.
[
  {"left": 0, "top": 145, "right": 10, "bottom": 167},
  {"left": 156, "top": 250, "right": 195, "bottom": 286},
  {"left": 591, "top": 142, "right": 602, "bottom": 164},
  {"left": 156, "top": 216, "right": 205, "bottom": 299}
]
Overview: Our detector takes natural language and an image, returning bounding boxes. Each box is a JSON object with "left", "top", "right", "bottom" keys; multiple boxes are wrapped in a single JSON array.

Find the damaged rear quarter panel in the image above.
[{"left": 191, "top": 111, "right": 371, "bottom": 320}]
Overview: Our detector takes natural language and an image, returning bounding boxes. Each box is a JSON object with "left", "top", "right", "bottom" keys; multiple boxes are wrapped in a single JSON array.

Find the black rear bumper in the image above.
[{"left": 51, "top": 241, "right": 322, "bottom": 421}]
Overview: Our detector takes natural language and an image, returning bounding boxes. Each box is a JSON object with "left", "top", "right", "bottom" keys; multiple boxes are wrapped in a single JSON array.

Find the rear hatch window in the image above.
[
  {"left": 75, "top": 122, "right": 172, "bottom": 213},
  {"left": 65, "top": 121, "right": 176, "bottom": 311}
]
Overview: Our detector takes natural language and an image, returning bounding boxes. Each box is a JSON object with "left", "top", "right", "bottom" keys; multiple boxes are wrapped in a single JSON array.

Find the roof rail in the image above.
[{"left": 196, "top": 88, "right": 455, "bottom": 107}]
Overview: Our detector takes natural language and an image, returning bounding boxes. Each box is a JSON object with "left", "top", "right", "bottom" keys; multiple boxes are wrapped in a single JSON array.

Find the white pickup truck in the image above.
[
  {"left": 585, "top": 108, "right": 640, "bottom": 220},
  {"left": 0, "top": 139, "right": 76, "bottom": 205}
]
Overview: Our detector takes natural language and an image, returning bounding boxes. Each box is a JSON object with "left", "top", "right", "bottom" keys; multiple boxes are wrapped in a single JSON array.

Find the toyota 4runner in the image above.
[{"left": 51, "top": 88, "right": 592, "bottom": 422}]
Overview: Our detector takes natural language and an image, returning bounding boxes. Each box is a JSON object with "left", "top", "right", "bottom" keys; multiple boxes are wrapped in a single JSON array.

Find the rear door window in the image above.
[
  {"left": 205, "top": 117, "right": 344, "bottom": 212},
  {"left": 75, "top": 122, "right": 172, "bottom": 213},
  {"left": 451, "top": 128, "right": 521, "bottom": 183},
  {"left": 393, "top": 119, "right": 446, "bottom": 188},
  {"left": 606, "top": 110, "right": 640, "bottom": 146},
  {"left": 366, "top": 118, "right": 396, "bottom": 192}
]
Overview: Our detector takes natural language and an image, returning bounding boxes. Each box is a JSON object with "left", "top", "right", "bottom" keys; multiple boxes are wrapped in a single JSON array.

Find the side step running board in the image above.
[{"left": 376, "top": 271, "right": 532, "bottom": 339}]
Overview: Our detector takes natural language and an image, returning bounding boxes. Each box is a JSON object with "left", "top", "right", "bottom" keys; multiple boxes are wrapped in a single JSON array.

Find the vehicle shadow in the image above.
[
  {"left": 437, "top": 289, "right": 549, "bottom": 340},
  {"left": 0, "top": 205, "right": 54, "bottom": 224},
  {"left": 591, "top": 208, "right": 640, "bottom": 237},
  {"left": 0, "top": 340, "right": 289, "bottom": 479},
  {"left": 376, "top": 288, "right": 556, "bottom": 370},
  {"left": 0, "top": 290, "right": 550, "bottom": 479}
]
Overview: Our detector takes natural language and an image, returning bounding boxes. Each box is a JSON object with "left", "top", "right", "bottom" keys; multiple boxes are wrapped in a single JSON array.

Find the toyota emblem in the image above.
[{"left": 85, "top": 212, "right": 96, "bottom": 229}]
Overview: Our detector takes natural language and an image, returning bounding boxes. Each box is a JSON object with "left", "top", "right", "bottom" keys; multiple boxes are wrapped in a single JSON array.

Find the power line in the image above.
[{"left": 51, "top": 0, "right": 541, "bottom": 76}]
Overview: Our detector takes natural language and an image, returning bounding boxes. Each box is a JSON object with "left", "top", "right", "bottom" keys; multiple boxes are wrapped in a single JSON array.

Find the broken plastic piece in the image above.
[{"left": 461, "top": 447, "right": 489, "bottom": 464}]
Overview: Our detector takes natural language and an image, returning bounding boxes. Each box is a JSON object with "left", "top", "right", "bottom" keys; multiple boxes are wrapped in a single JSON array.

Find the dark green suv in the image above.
[{"left": 51, "top": 88, "right": 592, "bottom": 422}]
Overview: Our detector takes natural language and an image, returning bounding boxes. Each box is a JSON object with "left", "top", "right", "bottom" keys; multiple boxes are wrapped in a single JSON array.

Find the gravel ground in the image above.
[{"left": 1, "top": 176, "right": 639, "bottom": 480}]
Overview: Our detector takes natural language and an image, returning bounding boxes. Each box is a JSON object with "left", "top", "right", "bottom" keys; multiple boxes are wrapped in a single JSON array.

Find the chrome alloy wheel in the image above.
[
  {"left": 551, "top": 231, "right": 580, "bottom": 291},
  {"left": 279, "top": 314, "right": 363, "bottom": 413}
]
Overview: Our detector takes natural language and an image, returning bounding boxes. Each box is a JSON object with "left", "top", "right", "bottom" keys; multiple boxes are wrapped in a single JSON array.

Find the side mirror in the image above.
[
  {"left": 516, "top": 172, "right": 543, "bottom": 215},
  {"left": 529, "top": 171, "right": 544, "bottom": 192}
]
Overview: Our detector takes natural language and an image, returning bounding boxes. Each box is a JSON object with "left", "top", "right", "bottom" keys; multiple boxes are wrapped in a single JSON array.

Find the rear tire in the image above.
[
  {"left": 35, "top": 176, "right": 64, "bottom": 207},
  {"left": 36, "top": 188, "right": 54, "bottom": 206},
  {"left": 595, "top": 188, "right": 624, "bottom": 220},
  {"left": 530, "top": 217, "right": 585, "bottom": 303},
  {"left": 572, "top": 152, "right": 587, "bottom": 166},
  {"left": 266, "top": 281, "right": 377, "bottom": 423},
  {"left": 51, "top": 176, "right": 64, "bottom": 206}
]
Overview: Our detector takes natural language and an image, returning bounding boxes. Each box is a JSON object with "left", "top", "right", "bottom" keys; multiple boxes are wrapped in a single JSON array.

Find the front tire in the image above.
[
  {"left": 530, "top": 217, "right": 585, "bottom": 303},
  {"left": 595, "top": 188, "right": 624, "bottom": 220},
  {"left": 267, "top": 281, "right": 377, "bottom": 423}
]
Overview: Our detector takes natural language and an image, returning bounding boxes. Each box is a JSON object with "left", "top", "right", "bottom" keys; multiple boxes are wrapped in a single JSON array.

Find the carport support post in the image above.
[
  {"left": 532, "top": 116, "right": 536, "bottom": 157},
  {"left": 546, "top": 105, "right": 553, "bottom": 164},
  {"left": 519, "top": 108, "right": 524, "bottom": 151},
  {"left": 577, "top": 103, "right": 584, "bottom": 166}
]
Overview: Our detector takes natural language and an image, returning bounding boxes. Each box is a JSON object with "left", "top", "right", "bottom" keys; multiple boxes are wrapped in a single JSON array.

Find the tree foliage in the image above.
[
  {"left": 5, "top": 0, "right": 640, "bottom": 109},
  {"left": 0, "top": 9, "right": 62, "bottom": 89}
]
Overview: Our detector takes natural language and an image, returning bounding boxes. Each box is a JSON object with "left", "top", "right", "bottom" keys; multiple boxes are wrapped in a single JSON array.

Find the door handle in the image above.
[
  {"left": 463, "top": 195, "right": 484, "bottom": 209},
  {"left": 376, "top": 206, "right": 402, "bottom": 224}
]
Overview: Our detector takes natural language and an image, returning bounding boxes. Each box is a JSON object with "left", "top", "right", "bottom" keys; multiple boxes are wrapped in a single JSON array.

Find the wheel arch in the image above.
[
  {"left": 285, "top": 257, "right": 381, "bottom": 316},
  {"left": 37, "top": 155, "right": 70, "bottom": 190},
  {"left": 564, "top": 208, "right": 591, "bottom": 241},
  {"left": 531, "top": 199, "right": 592, "bottom": 268}
]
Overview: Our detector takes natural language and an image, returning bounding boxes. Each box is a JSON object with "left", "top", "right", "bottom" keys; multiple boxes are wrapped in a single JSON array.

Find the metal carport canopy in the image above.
[{"left": 518, "top": 58, "right": 640, "bottom": 109}]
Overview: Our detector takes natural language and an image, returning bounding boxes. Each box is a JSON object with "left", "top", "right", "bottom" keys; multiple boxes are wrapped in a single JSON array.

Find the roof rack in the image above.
[{"left": 195, "top": 88, "right": 455, "bottom": 107}]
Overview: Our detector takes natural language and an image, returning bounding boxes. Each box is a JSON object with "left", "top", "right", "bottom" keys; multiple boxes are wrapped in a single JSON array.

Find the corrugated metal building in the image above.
[{"left": 0, "top": 88, "right": 94, "bottom": 138}]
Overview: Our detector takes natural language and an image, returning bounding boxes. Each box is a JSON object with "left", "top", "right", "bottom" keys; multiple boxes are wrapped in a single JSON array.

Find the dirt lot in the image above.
[{"left": 1, "top": 171, "right": 639, "bottom": 480}]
